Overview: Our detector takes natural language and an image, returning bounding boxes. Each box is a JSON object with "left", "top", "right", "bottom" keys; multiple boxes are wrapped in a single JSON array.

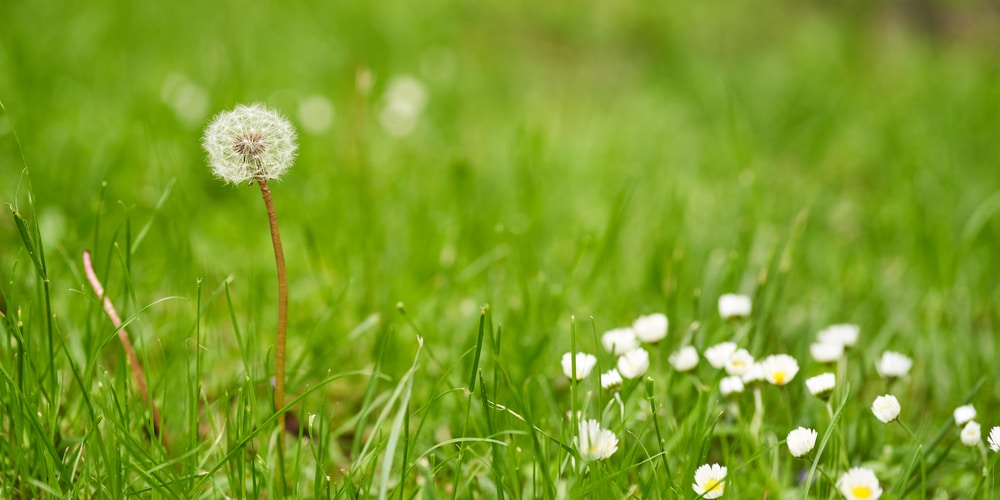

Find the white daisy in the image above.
[
  {"left": 760, "top": 354, "right": 800, "bottom": 386},
  {"left": 809, "top": 341, "right": 844, "bottom": 363},
  {"left": 961, "top": 420, "right": 981, "bottom": 447},
  {"left": 692, "top": 463, "right": 727, "bottom": 499},
  {"left": 817, "top": 323, "right": 859, "bottom": 347},
  {"left": 720, "top": 376, "right": 744, "bottom": 396},
  {"left": 875, "top": 351, "right": 912, "bottom": 378},
  {"left": 837, "top": 467, "right": 882, "bottom": 500},
  {"left": 718, "top": 294, "right": 751, "bottom": 320},
  {"left": 575, "top": 419, "right": 618, "bottom": 461},
  {"left": 740, "top": 362, "right": 765, "bottom": 385},
  {"left": 871, "top": 394, "right": 900, "bottom": 423},
  {"left": 724, "top": 348, "right": 754, "bottom": 376},
  {"left": 632, "top": 313, "right": 668, "bottom": 343},
  {"left": 669, "top": 346, "right": 699, "bottom": 372},
  {"left": 988, "top": 426, "right": 1000, "bottom": 452},
  {"left": 805, "top": 373, "right": 836, "bottom": 400},
  {"left": 560, "top": 352, "right": 597, "bottom": 380},
  {"left": 601, "top": 327, "right": 639, "bottom": 355},
  {"left": 704, "top": 342, "right": 738, "bottom": 369},
  {"left": 953, "top": 404, "right": 976, "bottom": 426},
  {"left": 786, "top": 427, "right": 818, "bottom": 457},
  {"left": 617, "top": 347, "right": 650, "bottom": 379},
  {"left": 601, "top": 369, "right": 623, "bottom": 391}
]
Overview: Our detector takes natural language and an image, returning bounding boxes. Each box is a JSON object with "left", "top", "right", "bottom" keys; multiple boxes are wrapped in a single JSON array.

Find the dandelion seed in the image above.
[
  {"left": 601, "top": 327, "right": 639, "bottom": 355},
  {"left": 871, "top": 394, "right": 901, "bottom": 423},
  {"left": 988, "top": 426, "right": 1000, "bottom": 452},
  {"left": 203, "top": 103, "right": 298, "bottom": 184},
  {"left": 632, "top": 313, "right": 668, "bottom": 343},
  {"left": 561, "top": 352, "right": 597, "bottom": 380},
  {"left": 837, "top": 467, "right": 882, "bottom": 500},
  {"left": 805, "top": 372, "right": 836, "bottom": 400},
  {"left": 875, "top": 351, "right": 912, "bottom": 378},
  {"left": 575, "top": 419, "right": 618, "bottom": 461},
  {"left": 724, "top": 348, "right": 754, "bottom": 376},
  {"left": 953, "top": 404, "right": 976, "bottom": 425},
  {"left": 961, "top": 420, "right": 981, "bottom": 447},
  {"left": 817, "top": 324, "right": 860, "bottom": 347},
  {"left": 705, "top": 342, "right": 738, "bottom": 369},
  {"left": 617, "top": 347, "right": 650, "bottom": 379},
  {"left": 718, "top": 294, "right": 751, "bottom": 320},
  {"left": 787, "top": 427, "right": 818, "bottom": 457},
  {"left": 810, "top": 341, "right": 844, "bottom": 363},
  {"left": 760, "top": 354, "right": 799, "bottom": 386},
  {"left": 720, "top": 376, "right": 744, "bottom": 396},
  {"left": 692, "top": 463, "right": 727, "bottom": 499},
  {"left": 669, "top": 346, "right": 699, "bottom": 372},
  {"left": 601, "top": 369, "right": 623, "bottom": 391}
]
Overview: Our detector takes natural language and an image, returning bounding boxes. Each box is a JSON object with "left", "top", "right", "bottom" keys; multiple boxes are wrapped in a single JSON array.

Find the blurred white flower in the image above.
[
  {"left": 692, "top": 463, "right": 727, "bottom": 499},
  {"left": 632, "top": 313, "right": 668, "bottom": 343},
  {"left": 601, "top": 328, "right": 639, "bottom": 355},
  {"left": 760, "top": 354, "right": 800, "bottom": 386},
  {"left": 575, "top": 419, "right": 618, "bottom": 461},
  {"left": 203, "top": 103, "right": 298, "bottom": 184},
  {"left": 837, "top": 467, "right": 882, "bottom": 500},
  {"left": 160, "top": 73, "right": 208, "bottom": 125},
  {"left": 669, "top": 346, "right": 699, "bottom": 372},
  {"left": 810, "top": 341, "right": 844, "bottom": 363},
  {"left": 871, "top": 394, "right": 901, "bottom": 423},
  {"left": 705, "top": 342, "right": 738, "bottom": 369},
  {"left": 961, "top": 421, "right": 981, "bottom": 447},
  {"left": 718, "top": 294, "right": 752, "bottom": 320},
  {"left": 601, "top": 369, "right": 623, "bottom": 391},
  {"left": 561, "top": 352, "right": 597, "bottom": 380},
  {"left": 875, "top": 351, "right": 912, "bottom": 378},
  {"left": 817, "top": 324, "right": 859, "bottom": 347},
  {"left": 787, "top": 427, "right": 818, "bottom": 457},
  {"left": 954, "top": 404, "right": 977, "bottom": 426},
  {"left": 989, "top": 426, "right": 1000, "bottom": 452},
  {"left": 720, "top": 376, "right": 744, "bottom": 396},
  {"left": 805, "top": 373, "right": 836, "bottom": 400},
  {"left": 741, "top": 363, "right": 765, "bottom": 384},
  {"left": 297, "top": 94, "right": 335, "bottom": 134},
  {"left": 378, "top": 75, "right": 429, "bottom": 137},
  {"left": 617, "top": 348, "right": 650, "bottom": 379},
  {"left": 724, "top": 348, "right": 754, "bottom": 376}
]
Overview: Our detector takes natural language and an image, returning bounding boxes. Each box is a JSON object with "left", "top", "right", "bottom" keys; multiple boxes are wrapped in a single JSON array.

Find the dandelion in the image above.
[
  {"left": 720, "top": 376, "right": 744, "bottom": 396},
  {"left": 810, "top": 341, "right": 844, "bottom": 363},
  {"left": 787, "top": 427, "right": 818, "bottom": 457},
  {"left": 718, "top": 294, "right": 752, "bottom": 320},
  {"left": 617, "top": 347, "right": 650, "bottom": 379},
  {"left": 669, "top": 346, "right": 699, "bottom": 372},
  {"left": 953, "top": 404, "right": 976, "bottom": 425},
  {"left": 601, "top": 327, "right": 639, "bottom": 355},
  {"left": 705, "top": 342, "right": 738, "bottom": 369},
  {"left": 837, "top": 467, "right": 882, "bottom": 500},
  {"left": 632, "top": 313, "right": 668, "bottom": 343},
  {"left": 871, "top": 394, "right": 901, "bottom": 423},
  {"left": 203, "top": 103, "right": 298, "bottom": 449},
  {"left": 724, "top": 348, "right": 754, "bottom": 376},
  {"left": 760, "top": 354, "right": 799, "bottom": 386},
  {"left": 601, "top": 369, "right": 623, "bottom": 391},
  {"left": 561, "top": 352, "right": 597, "bottom": 380},
  {"left": 988, "top": 426, "right": 1000, "bottom": 452},
  {"left": 817, "top": 324, "right": 860, "bottom": 347},
  {"left": 875, "top": 351, "right": 912, "bottom": 378},
  {"left": 575, "top": 419, "right": 618, "bottom": 461},
  {"left": 961, "top": 421, "right": 981, "bottom": 447},
  {"left": 692, "top": 463, "right": 727, "bottom": 499},
  {"left": 805, "top": 372, "right": 836, "bottom": 400}
]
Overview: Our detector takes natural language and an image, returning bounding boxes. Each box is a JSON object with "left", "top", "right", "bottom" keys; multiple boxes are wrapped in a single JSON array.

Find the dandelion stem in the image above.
[{"left": 256, "top": 176, "right": 288, "bottom": 482}]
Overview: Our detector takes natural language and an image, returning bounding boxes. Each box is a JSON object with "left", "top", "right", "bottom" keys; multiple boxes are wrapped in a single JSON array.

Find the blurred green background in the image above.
[{"left": 2, "top": 0, "right": 1000, "bottom": 413}]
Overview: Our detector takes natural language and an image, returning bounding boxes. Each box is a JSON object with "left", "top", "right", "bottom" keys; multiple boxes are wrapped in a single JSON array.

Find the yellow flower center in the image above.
[
  {"left": 773, "top": 371, "right": 787, "bottom": 385},
  {"left": 851, "top": 485, "right": 872, "bottom": 498},
  {"left": 733, "top": 360, "right": 745, "bottom": 369},
  {"left": 704, "top": 478, "right": 722, "bottom": 492}
]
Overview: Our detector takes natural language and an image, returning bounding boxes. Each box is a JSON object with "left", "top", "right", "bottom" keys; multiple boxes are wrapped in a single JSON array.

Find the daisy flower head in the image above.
[
  {"left": 989, "top": 426, "right": 1000, "bottom": 452},
  {"left": 953, "top": 404, "right": 976, "bottom": 426},
  {"left": 724, "top": 348, "right": 754, "bottom": 376},
  {"left": 787, "top": 427, "right": 818, "bottom": 457},
  {"left": 837, "top": 467, "right": 882, "bottom": 500},
  {"left": 875, "top": 351, "right": 912, "bottom": 379},
  {"left": 741, "top": 362, "right": 765, "bottom": 385},
  {"left": 871, "top": 394, "right": 901, "bottom": 423},
  {"left": 601, "top": 369, "right": 623, "bottom": 391},
  {"left": 692, "top": 463, "right": 727, "bottom": 499},
  {"left": 617, "top": 347, "right": 650, "bottom": 379},
  {"left": 203, "top": 103, "right": 298, "bottom": 184},
  {"left": 705, "top": 341, "right": 738, "bottom": 369},
  {"left": 760, "top": 354, "right": 800, "bottom": 386},
  {"left": 632, "top": 313, "right": 668, "bottom": 343},
  {"left": 805, "top": 372, "right": 836, "bottom": 400},
  {"left": 817, "top": 323, "right": 860, "bottom": 348},
  {"left": 718, "top": 294, "right": 751, "bottom": 320},
  {"left": 575, "top": 419, "right": 618, "bottom": 461},
  {"left": 961, "top": 420, "right": 981, "bottom": 447},
  {"left": 601, "top": 327, "right": 639, "bottom": 355},
  {"left": 669, "top": 346, "right": 699, "bottom": 372},
  {"left": 561, "top": 352, "right": 597, "bottom": 381},
  {"left": 720, "top": 376, "right": 744, "bottom": 396},
  {"left": 810, "top": 341, "right": 844, "bottom": 363}
]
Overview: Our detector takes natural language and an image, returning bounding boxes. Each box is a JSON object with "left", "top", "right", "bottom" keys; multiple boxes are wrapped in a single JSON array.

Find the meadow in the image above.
[{"left": 2, "top": 1, "right": 1000, "bottom": 497}]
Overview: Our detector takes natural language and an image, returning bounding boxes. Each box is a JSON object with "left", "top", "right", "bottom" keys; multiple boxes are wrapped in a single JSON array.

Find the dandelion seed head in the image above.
[{"left": 203, "top": 103, "right": 297, "bottom": 184}]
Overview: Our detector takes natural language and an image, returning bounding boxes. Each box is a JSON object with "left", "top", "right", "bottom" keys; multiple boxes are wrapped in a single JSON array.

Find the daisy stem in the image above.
[
  {"left": 896, "top": 419, "right": 918, "bottom": 441},
  {"left": 256, "top": 176, "right": 288, "bottom": 485},
  {"left": 750, "top": 387, "right": 763, "bottom": 437}
]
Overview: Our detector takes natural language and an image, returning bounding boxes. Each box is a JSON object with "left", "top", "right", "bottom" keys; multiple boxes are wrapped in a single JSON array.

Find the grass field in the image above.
[{"left": 2, "top": 1, "right": 1000, "bottom": 497}]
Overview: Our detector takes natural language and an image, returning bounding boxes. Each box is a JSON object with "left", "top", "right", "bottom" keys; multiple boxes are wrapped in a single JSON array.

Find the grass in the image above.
[{"left": 2, "top": 0, "right": 1000, "bottom": 497}]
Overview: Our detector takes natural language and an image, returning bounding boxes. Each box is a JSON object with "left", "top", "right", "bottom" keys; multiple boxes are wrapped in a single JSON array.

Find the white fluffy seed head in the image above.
[{"left": 203, "top": 103, "right": 298, "bottom": 184}]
